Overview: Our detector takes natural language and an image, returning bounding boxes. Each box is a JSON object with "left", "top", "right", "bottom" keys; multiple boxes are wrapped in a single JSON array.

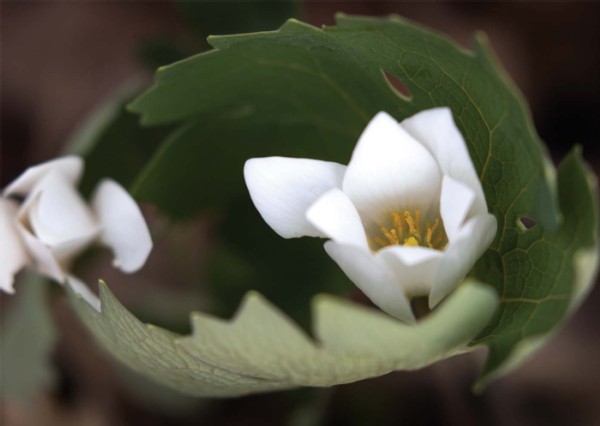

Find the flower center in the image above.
[{"left": 370, "top": 210, "right": 448, "bottom": 251}]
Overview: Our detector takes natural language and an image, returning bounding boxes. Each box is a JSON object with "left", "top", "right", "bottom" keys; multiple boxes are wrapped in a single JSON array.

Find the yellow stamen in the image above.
[
  {"left": 432, "top": 232, "right": 444, "bottom": 247},
  {"left": 404, "top": 211, "right": 419, "bottom": 240},
  {"left": 414, "top": 210, "right": 421, "bottom": 235},
  {"left": 371, "top": 210, "right": 448, "bottom": 251},
  {"left": 374, "top": 237, "right": 387, "bottom": 247},
  {"left": 392, "top": 212, "right": 404, "bottom": 238},
  {"left": 425, "top": 218, "right": 440, "bottom": 248},
  {"left": 380, "top": 227, "right": 399, "bottom": 245}
]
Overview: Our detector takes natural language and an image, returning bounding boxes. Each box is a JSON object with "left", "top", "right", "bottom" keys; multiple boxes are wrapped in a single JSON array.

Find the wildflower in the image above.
[
  {"left": 0, "top": 156, "right": 152, "bottom": 309},
  {"left": 244, "top": 108, "right": 497, "bottom": 322}
]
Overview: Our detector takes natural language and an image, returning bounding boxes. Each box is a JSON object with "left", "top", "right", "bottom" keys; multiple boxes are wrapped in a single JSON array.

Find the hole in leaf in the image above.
[
  {"left": 517, "top": 216, "right": 537, "bottom": 231},
  {"left": 383, "top": 70, "right": 412, "bottom": 100}
]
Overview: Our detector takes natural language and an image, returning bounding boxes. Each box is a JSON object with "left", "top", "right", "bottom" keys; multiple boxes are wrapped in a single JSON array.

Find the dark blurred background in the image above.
[{"left": 2, "top": 2, "right": 599, "bottom": 425}]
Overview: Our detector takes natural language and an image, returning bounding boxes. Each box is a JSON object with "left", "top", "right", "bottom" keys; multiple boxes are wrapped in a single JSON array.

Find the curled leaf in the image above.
[{"left": 69, "top": 279, "right": 497, "bottom": 396}]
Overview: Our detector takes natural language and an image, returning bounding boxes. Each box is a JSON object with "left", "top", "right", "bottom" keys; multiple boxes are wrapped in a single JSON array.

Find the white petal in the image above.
[
  {"left": 92, "top": 180, "right": 152, "bottom": 273},
  {"left": 382, "top": 245, "right": 443, "bottom": 266},
  {"left": 27, "top": 172, "right": 99, "bottom": 249},
  {"left": 0, "top": 199, "right": 29, "bottom": 293},
  {"left": 16, "top": 222, "right": 65, "bottom": 282},
  {"left": 244, "top": 157, "right": 346, "bottom": 238},
  {"left": 400, "top": 108, "right": 487, "bottom": 215},
  {"left": 324, "top": 241, "right": 415, "bottom": 323},
  {"left": 343, "top": 112, "right": 442, "bottom": 223},
  {"left": 378, "top": 246, "right": 443, "bottom": 297},
  {"left": 51, "top": 234, "right": 103, "bottom": 264},
  {"left": 66, "top": 275, "right": 101, "bottom": 312},
  {"left": 429, "top": 213, "right": 497, "bottom": 308},
  {"left": 440, "top": 175, "right": 476, "bottom": 242},
  {"left": 306, "top": 189, "right": 368, "bottom": 248},
  {"left": 3, "top": 156, "right": 83, "bottom": 197}
]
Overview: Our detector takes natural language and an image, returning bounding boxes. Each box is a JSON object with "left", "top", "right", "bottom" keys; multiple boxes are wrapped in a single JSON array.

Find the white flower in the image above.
[
  {"left": 244, "top": 108, "right": 497, "bottom": 323},
  {"left": 0, "top": 156, "right": 153, "bottom": 309}
]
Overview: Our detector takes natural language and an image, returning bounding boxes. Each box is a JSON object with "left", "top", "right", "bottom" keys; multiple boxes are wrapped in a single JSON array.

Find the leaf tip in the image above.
[
  {"left": 97, "top": 279, "right": 108, "bottom": 292},
  {"left": 472, "top": 30, "right": 504, "bottom": 69},
  {"left": 242, "top": 290, "right": 265, "bottom": 304},
  {"left": 334, "top": 12, "right": 348, "bottom": 21},
  {"left": 473, "top": 30, "right": 490, "bottom": 47},
  {"left": 234, "top": 291, "right": 272, "bottom": 320},
  {"left": 96, "top": 280, "right": 111, "bottom": 303},
  {"left": 285, "top": 17, "right": 303, "bottom": 25}
]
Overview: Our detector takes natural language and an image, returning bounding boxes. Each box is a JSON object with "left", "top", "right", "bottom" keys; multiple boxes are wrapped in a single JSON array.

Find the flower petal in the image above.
[
  {"left": 0, "top": 199, "right": 29, "bottom": 293},
  {"left": 92, "top": 180, "right": 152, "bottom": 273},
  {"left": 440, "top": 175, "right": 476, "bottom": 242},
  {"left": 66, "top": 275, "right": 101, "bottom": 312},
  {"left": 306, "top": 189, "right": 369, "bottom": 248},
  {"left": 429, "top": 213, "right": 497, "bottom": 308},
  {"left": 378, "top": 246, "right": 443, "bottom": 297},
  {"left": 3, "top": 156, "right": 83, "bottom": 197},
  {"left": 400, "top": 108, "right": 487, "bottom": 215},
  {"left": 27, "top": 172, "right": 99, "bottom": 249},
  {"left": 244, "top": 157, "right": 346, "bottom": 238},
  {"left": 324, "top": 241, "right": 415, "bottom": 323},
  {"left": 381, "top": 245, "right": 443, "bottom": 266},
  {"left": 16, "top": 222, "right": 65, "bottom": 282},
  {"left": 342, "top": 112, "right": 442, "bottom": 223}
]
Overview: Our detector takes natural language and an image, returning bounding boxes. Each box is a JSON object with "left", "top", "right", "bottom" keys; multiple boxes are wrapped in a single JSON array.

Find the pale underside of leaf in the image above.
[{"left": 69, "top": 280, "right": 497, "bottom": 397}]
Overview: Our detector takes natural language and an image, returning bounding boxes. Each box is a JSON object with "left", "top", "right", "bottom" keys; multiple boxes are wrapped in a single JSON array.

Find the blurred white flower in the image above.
[
  {"left": 244, "top": 108, "right": 497, "bottom": 323},
  {"left": 0, "top": 156, "right": 153, "bottom": 309}
]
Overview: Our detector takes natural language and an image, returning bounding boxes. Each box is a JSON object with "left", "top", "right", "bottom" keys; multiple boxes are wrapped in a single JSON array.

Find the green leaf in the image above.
[
  {"left": 207, "top": 196, "right": 352, "bottom": 329},
  {"left": 128, "top": 115, "right": 357, "bottom": 327},
  {"left": 98, "top": 15, "right": 598, "bottom": 391},
  {"left": 0, "top": 274, "right": 57, "bottom": 402},
  {"left": 66, "top": 81, "right": 173, "bottom": 197},
  {"left": 68, "top": 279, "right": 497, "bottom": 397},
  {"left": 130, "top": 114, "right": 358, "bottom": 219},
  {"left": 471, "top": 148, "right": 599, "bottom": 390}
]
